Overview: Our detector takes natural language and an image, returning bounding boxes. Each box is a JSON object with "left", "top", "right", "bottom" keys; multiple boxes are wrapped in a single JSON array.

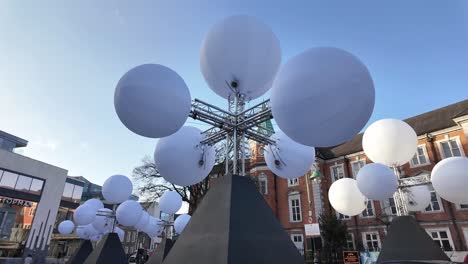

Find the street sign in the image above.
[
  {"left": 308, "top": 216, "right": 313, "bottom": 224},
  {"left": 304, "top": 223, "right": 320, "bottom": 237},
  {"left": 343, "top": 251, "right": 360, "bottom": 264}
]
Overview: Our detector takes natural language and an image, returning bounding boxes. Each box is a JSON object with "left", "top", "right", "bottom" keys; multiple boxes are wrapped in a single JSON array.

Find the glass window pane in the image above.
[
  {"left": 450, "top": 140, "right": 461, "bottom": 156},
  {"left": 441, "top": 142, "right": 452, "bottom": 158},
  {"left": 439, "top": 231, "right": 448, "bottom": 238},
  {"left": 431, "top": 232, "right": 438, "bottom": 238},
  {"left": 419, "top": 155, "right": 427, "bottom": 164},
  {"left": 62, "top": 183, "right": 74, "bottom": 198},
  {"left": 15, "top": 175, "right": 32, "bottom": 192},
  {"left": 72, "top": 185, "right": 83, "bottom": 200},
  {"left": 441, "top": 240, "right": 451, "bottom": 251},
  {"left": 0, "top": 171, "right": 18, "bottom": 189},
  {"left": 30, "top": 179, "right": 44, "bottom": 194},
  {"left": 411, "top": 155, "right": 419, "bottom": 165}
]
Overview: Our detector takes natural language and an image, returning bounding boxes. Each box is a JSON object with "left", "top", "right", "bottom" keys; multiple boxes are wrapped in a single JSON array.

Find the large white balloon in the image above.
[
  {"left": 134, "top": 211, "right": 150, "bottom": 231},
  {"left": 404, "top": 185, "right": 431, "bottom": 212},
  {"left": 84, "top": 199, "right": 104, "bottom": 211},
  {"left": 102, "top": 175, "right": 133, "bottom": 204},
  {"left": 363, "top": 119, "right": 418, "bottom": 166},
  {"left": 76, "top": 226, "right": 88, "bottom": 239},
  {"left": 58, "top": 220, "right": 75, "bottom": 235},
  {"left": 116, "top": 200, "right": 143, "bottom": 227},
  {"left": 329, "top": 178, "right": 368, "bottom": 216},
  {"left": 264, "top": 130, "right": 315, "bottom": 179},
  {"left": 200, "top": 15, "right": 281, "bottom": 100},
  {"left": 78, "top": 224, "right": 99, "bottom": 240},
  {"left": 114, "top": 64, "right": 191, "bottom": 138},
  {"left": 144, "top": 217, "right": 163, "bottom": 238},
  {"left": 431, "top": 157, "right": 468, "bottom": 204},
  {"left": 160, "top": 191, "right": 183, "bottom": 214},
  {"left": 356, "top": 163, "right": 398, "bottom": 200},
  {"left": 114, "top": 226, "right": 125, "bottom": 242},
  {"left": 92, "top": 208, "right": 113, "bottom": 234},
  {"left": 73, "top": 204, "right": 96, "bottom": 226},
  {"left": 174, "top": 214, "right": 191, "bottom": 234},
  {"left": 270, "top": 47, "right": 375, "bottom": 147},
  {"left": 155, "top": 126, "right": 216, "bottom": 186}
]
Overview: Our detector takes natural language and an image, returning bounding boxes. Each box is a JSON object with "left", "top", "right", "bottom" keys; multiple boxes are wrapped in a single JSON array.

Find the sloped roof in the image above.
[{"left": 317, "top": 99, "right": 468, "bottom": 159}]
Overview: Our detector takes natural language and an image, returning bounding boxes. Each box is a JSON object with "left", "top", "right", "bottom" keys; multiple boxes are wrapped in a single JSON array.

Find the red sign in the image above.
[{"left": 343, "top": 251, "right": 360, "bottom": 264}]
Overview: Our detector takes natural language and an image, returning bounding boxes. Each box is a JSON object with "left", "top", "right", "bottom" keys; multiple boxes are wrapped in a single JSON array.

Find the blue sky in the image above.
[{"left": 1, "top": 0, "right": 467, "bottom": 185}]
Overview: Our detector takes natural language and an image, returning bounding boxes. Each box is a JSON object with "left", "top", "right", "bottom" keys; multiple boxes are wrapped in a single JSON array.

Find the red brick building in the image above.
[{"left": 249, "top": 99, "right": 468, "bottom": 257}]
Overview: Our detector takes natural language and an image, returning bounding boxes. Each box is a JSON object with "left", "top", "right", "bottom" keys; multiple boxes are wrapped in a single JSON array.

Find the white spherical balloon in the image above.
[
  {"left": 102, "top": 175, "right": 133, "bottom": 204},
  {"left": 81, "top": 224, "right": 99, "bottom": 240},
  {"left": 76, "top": 226, "right": 88, "bottom": 239},
  {"left": 155, "top": 126, "right": 216, "bottom": 186},
  {"left": 58, "top": 220, "right": 75, "bottom": 235},
  {"left": 174, "top": 214, "right": 191, "bottom": 234},
  {"left": 90, "top": 234, "right": 102, "bottom": 242},
  {"left": 92, "top": 208, "right": 113, "bottom": 234},
  {"left": 73, "top": 205, "right": 96, "bottom": 226},
  {"left": 363, "top": 119, "right": 417, "bottom": 166},
  {"left": 200, "top": 15, "right": 281, "bottom": 100},
  {"left": 114, "top": 64, "right": 191, "bottom": 138},
  {"left": 134, "top": 211, "right": 150, "bottom": 231},
  {"left": 356, "top": 163, "right": 398, "bottom": 200},
  {"left": 329, "top": 178, "right": 368, "bottom": 216},
  {"left": 114, "top": 226, "right": 125, "bottom": 242},
  {"left": 116, "top": 200, "right": 143, "bottom": 227},
  {"left": 144, "top": 217, "right": 163, "bottom": 238},
  {"left": 431, "top": 157, "right": 468, "bottom": 204},
  {"left": 160, "top": 191, "right": 183, "bottom": 215},
  {"left": 84, "top": 199, "right": 104, "bottom": 211},
  {"left": 271, "top": 47, "right": 375, "bottom": 147},
  {"left": 264, "top": 130, "right": 315, "bottom": 179},
  {"left": 405, "top": 185, "right": 431, "bottom": 212}
]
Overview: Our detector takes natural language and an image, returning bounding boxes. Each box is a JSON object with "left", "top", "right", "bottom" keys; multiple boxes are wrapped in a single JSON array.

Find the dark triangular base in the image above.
[
  {"left": 163, "top": 174, "right": 304, "bottom": 264},
  {"left": 83, "top": 232, "right": 127, "bottom": 264},
  {"left": 67, "top": 240, "right": 93, "bottom": 264},
  {"left": 377, "top": 216, "right": 450, "bottom": 263},
  {"left": 146, "top": 238, "right": 174, "bottom": 264}
]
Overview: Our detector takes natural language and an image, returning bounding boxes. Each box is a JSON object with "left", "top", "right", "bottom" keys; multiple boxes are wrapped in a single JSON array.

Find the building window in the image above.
[
  {"left": 330, "top": 164, "right": 345, "bottom": 182},
  {"left": 457, "top": 204, "right": 468, "bottom": 210},
  {"left": 337, "top": 212, "right": 350, "bottom": 220},
  {"left": 0, "top": 171, "right": 18, "bottom": 189},
  {"left": 362, "top": 232, "right": 381, "bottom": 252},
  {"left": 361, "top": 201, "right": 375, "bottom": 218},
  {"left": 439, "top": 138, "right": 463, "bottom": 158},
  {"left": 288, "top": 178, "right": 299, "bottom": 187},
  {"left": 425, "top": 187, "right": 443, "bottom": 212},
  {"left": 29, "top": 208, "right": 36, "bottom": 216},
  {"left": 258, "top": 173, "right": 268, "bottom": 195},
  {"left": 351, "top": 160, "right": 365, "bottom": 178},
  {"left": 258, "top": 147, "right": 264, "bottom": 157},
  {"left": 346, "top": 233, "right": 355, "bottom": 250},
  {"left": 426, "top": 229, "right": 454, "bottom": 251},
  {"left": 410, "top": 145, "right": 430, "bottom": 167},
  {"left": 290, "top": 234, "right": 304, "bottom": 255},
  {"left": 381, "top": 198, "right": 397, "bottom": 215},
  {"left": 288, "top": 193, "right": 302, "bottom": 223}
]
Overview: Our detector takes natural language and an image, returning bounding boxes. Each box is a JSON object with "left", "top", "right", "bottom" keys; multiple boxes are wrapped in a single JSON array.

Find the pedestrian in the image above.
[{"left": 24, "top": 254, "right": 33, "bottom": 264}]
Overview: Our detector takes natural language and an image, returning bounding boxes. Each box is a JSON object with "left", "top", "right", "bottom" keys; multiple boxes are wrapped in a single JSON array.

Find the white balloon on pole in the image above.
[
  {"left": 84, "top": 199, "right": 104, "bottom": 211},
  {"left": 114, "top": 226, "right": 125, "bottom": 242},
  {"left": 264, "top": 130, "right": 315, "bottom": 179},
  {"left": 200, "top": 15, "right": 281, "bottom": 100},
  {"left": 270, "top": 47, "right": 375, "bottom": 147},
  {"left": 73, "top": 204, "right": 96, "bottom": 226},
  {"left": 328, "top": 178, "right": 368, "bottom": 216},
  {"left": 114, "top": 64, "right": 191, "bottom": 138},
  {"left": 102, "top": 175, "right": 133, "bottom": 204},
  {"left": 405, "top": 185, "right": 431, "bottom": 212},
  {"left": 144, "top": 217, "right": 163, "bottom": 238},
  {"left": 134, "top": 211, "right": 150, "bottom": 231},
  {"left": 356, "top": 163, "right": 398, "bottom": 200},
  {"left": 174, "top": 214, "right": 191, "bottom": 234},
  {"left": 58, "top": 220, "right": 75, "bottom": 235},
  {"left": 431, "top": 157, "right": 468, "bottom": 204},
  {"left": 155, "top": 126, "right": 216, "bottom": 186},
  {"left": 362, "top": 119, "right": 418, "bottom": 166},
  {"left": 92, "top": 208, "right": 113, "bottom": 234},
  {"left": 116, "top": 200, "right": 143, "bottom": 227},
  {"left": 160, "top": 191, "right": 183, "bottom": 215}
]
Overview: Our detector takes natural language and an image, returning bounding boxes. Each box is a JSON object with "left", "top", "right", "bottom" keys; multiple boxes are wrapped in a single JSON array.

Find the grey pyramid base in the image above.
[
  {"left": 67, "top": 240, "right": 93, "bottom": 264},
  {"left": 163, "top": 174, "right": 304, "bottom": 264},
  {"left": 83, "top": 232, "right": 127, "bottom": 264},
  {"left": 146, "top": 238, "right": 173, "bottom": 264},
  {"left": 377, "top": 216, "right": 450, "bottom": 263}
]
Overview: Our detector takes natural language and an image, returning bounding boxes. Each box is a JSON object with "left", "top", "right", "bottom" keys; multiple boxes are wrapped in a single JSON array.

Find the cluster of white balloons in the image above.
[{"left": 158, "top": 190, "right": 192, "bottom": 235}]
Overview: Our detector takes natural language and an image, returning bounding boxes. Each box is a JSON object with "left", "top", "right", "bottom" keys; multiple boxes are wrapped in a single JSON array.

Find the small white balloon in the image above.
[
  {"left": 92, "top": 208, "right": 113, "bottom": 234},
  {"left": 144, "top": 217, "right": 163, "bottom": 238},
  {"left": 160, "top": 191, "right": 183, "bottom": 215},
  {"left": 174, "top": 214, "right": 191, "bottom": 234},
  {"left": 271, "top": 47, "right": 375, "bottom": 147},
  {"left": 58, "top": 220, "right": 75, "bottom": 235},
  {"left": 329, "top": 178, "right": 368, "bottom": 216},
  {"left": 155, "top": 126, "right": 216, "bottom": 186},
  {"left": 114, "top": 226, "right": 125, "bottom": 242},
  {"left": 356, "top": 163, "right": 398, "bottom": 200},
  {"left": 134, "top": 211, "right": 150, "bottom": 231},
  {"left": 404, "top": 185, "right": 431, "bottom": 212},
  {"left": 200, "top": 15, "right": 281, "bottom": 100},
  {"left": 114, "top": 64, "right": 191, "bottom": 138},
  {"left": 116, "top": 200, "right": 143, "bottom": 227},
  {"left": 102, "top": 175, "right": 133, "bottom": 204},
  {"left": 76, "top": 226, "right": 87, "bottom": 239},
  {"left": 80, "top": 224, "right": 99, "bottom": 240},
  {"left": 264, "top": 130, "right": 315, "bottom": 179},
  {"left": 431, "top": 157, "right": 468, "bottom": 204},
  {"left": 363, "top": 119, "right": 418, "bottom": 166},
  {"left": 84, "top": 199, "right": 104, "bottom": 211},
  {"left": 73, "top": 205, "right": 96, "bottom": 226}
]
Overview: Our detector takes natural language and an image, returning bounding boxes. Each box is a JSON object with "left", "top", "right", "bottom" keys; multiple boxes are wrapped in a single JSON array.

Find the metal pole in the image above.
[
  {"left": 232, "top": 95, "right": 238, "bottom": 175},
  {"left": 225, "top": 134, "right": 229, "bottom": 175},
  {"left": 392, "top": 166, "right": 408, "bottom": 216},
  {"left": 241, "top": 135, "right": 246, "bottom": 176}
]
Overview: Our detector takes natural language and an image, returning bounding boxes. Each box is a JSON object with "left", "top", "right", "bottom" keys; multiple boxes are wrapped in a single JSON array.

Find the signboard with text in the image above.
[
  {"left": 343, "top": 251, "right": 360, "bottom": 264},
  {"left": 0, "top": 197, "right": 33, "bottom": 207},
  {"left": 304, "top": 223, "right": 320, "bottom": 237}
]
